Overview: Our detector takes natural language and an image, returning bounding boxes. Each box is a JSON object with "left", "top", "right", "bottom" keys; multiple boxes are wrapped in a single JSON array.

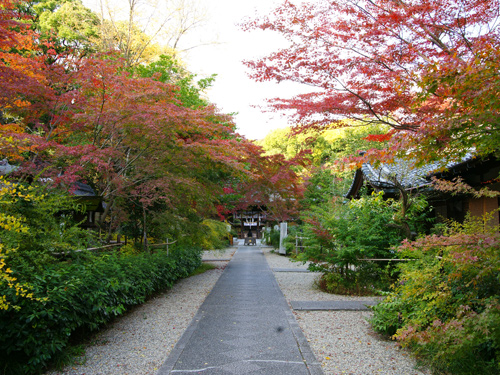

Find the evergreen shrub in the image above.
[
  {"left": 0, "top": 247, "right": 201, "bottom": 375},
  {"left": 263, "top": 227, "right": 280, "bottom": 249}
]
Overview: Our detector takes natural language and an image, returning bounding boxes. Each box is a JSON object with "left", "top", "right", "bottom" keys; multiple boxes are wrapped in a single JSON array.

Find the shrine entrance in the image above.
[{"left": 232, "top": 207, "right": 267, "bottom": 240}]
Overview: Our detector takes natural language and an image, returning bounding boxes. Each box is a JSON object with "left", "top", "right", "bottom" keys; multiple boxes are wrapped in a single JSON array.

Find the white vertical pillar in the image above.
[{"left": 279, "top": 222, "right": 288, "bottom": 255}]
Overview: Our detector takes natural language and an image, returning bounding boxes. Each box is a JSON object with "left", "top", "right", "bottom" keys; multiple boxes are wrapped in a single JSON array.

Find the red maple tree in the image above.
[
  {"left": 0, "top": 1, "right": 255, "bottom": 240},
  {"left": 243, "top": 0, "right": 500, "bottom": 163}
]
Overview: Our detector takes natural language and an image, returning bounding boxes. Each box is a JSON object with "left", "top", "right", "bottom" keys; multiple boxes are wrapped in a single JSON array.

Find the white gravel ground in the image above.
[
  {"left": 262, "top": 246, "right": 429, "bottom": 375},
  {"left": 46, "top": 249, "right": 235, "bottom": 375},
  {"left": 46, "top": 245, "right": 428, "bottom": 375}
]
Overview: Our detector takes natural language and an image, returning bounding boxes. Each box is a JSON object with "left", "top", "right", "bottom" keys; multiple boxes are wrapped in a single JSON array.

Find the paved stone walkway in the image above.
[
  {"left": 157, "top": 244, "right": 323, "bottom": 375},
  {"left": 290, "top": 300, "right": 379, "bottom": 311}
]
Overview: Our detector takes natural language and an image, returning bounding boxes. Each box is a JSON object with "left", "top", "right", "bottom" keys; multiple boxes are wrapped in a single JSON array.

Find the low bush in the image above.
[
  {"left": 0, "top": 247, "right": 201, "bottom": 375},
  {"left": 199, "top": 219, "right": 230, "bottom": 250},
  {"left": 370, "top": 216, "right": 500, "bottom": 374},
  {"left": 316, "top": 262, "right": 394, "bottom": 296},
  {"left": 296, "top": 192, "right": 426, "bottom": 293},
  {"left": 298, "top": 193, "right": 404, "bottom": 266}
]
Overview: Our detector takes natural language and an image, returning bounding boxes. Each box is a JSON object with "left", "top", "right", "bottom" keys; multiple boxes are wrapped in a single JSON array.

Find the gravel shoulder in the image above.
[
  {"left": 263, "top": 246, "right": 430, "bottom": 375},
  {"left": 46, "top": 248, "right": 235, "bottom": 375}
]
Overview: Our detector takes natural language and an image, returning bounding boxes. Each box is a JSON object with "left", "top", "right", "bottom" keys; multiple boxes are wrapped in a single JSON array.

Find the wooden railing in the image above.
[
  {"left": 53, "top": 242, "right": 124, "bottom": 256},
  {"left": 149, "top": 240, "right": 177, "bottom": 255}
]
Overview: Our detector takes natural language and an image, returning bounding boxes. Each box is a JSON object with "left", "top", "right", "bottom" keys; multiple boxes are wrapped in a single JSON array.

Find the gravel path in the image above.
[
  {"left": 47, "top": 246, "right": 428, "bottom": 375},
  {"left": 263, "top": 246, "right": 429, "bottom": 375},
  {"left": 46, "top": 249, "right": 235, "bottom": 375}
]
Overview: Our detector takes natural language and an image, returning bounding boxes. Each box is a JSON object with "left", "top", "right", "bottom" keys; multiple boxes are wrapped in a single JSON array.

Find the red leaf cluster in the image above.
[
  {"left": 243, "top": 0, "right": 500, "bottom": 163},
  {"left": 0, "top": 1, "right": 261, "bottom": 229}
]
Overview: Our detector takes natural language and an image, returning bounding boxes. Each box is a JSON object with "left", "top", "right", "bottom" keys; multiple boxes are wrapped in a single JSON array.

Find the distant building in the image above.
[{"left": 232, "top": 206, "right": 267, "bottom": 239}]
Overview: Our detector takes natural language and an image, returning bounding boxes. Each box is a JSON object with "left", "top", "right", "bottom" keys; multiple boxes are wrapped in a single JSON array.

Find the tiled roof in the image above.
[
  {"left": 357, "top": 153, "right": 476, "bottom": 193},
  {"left": 72, "top": 181, "right": 97, "bottom": 196},
  {"left": 0, "top": 159, "right": 18, "bottom": 175}
]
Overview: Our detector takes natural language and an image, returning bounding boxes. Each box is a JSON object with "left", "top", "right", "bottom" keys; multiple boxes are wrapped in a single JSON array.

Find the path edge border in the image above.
[
  {"left": 156, "top": 298, "right": 207, "bottom": 374},
  {"left": 263, "top": 248, "right": 325, "bottom": 375}
]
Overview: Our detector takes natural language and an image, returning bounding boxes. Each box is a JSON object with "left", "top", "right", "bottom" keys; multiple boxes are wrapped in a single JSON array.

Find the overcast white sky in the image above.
[
  {"left": 83, "top": 0, "right": 309, "bottom": 140},
  {"left": 181, "top": 0, "right": 308, "bottom": 140}
]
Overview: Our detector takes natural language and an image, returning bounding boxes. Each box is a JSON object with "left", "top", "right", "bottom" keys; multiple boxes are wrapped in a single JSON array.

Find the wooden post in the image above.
[{"left": 143, "top": 205, "right": 149, "bottom": 254}]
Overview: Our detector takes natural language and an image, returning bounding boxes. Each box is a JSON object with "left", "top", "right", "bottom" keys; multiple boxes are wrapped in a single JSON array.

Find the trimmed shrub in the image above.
[
  {"left": 296, "top": 192, "right": 410, "bottom": 294},
  {"left": 263, "top": 227, "right": 280, "bottom": 249},
  {"left": 0, "top": 247, "right": 201, "bottom": 375}
]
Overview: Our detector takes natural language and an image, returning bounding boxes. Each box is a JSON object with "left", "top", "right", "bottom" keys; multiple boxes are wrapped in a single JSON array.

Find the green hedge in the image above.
[{"left": 0, "top": 247, "right": 201, "bottom": 375}]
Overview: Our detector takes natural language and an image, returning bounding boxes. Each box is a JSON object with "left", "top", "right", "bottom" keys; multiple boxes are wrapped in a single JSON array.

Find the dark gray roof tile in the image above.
[{"left": 361, "top": 153, "right": 475, "bottom": 190}]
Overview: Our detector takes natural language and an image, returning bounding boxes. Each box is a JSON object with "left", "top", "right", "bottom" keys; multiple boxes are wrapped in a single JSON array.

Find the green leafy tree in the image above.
[
  {"left": 298, "top": 191, "right": 430, "bottom": 295},
  {"left": 258, "top": 126, "right": 339, "bottom": 166},
  {"left": 133, "top": 54, "right": 217, "bottom": 109},
  {"left": 300, "top": 193, "right": 402, "bottom": 268},
  {"left": 0, "top": 176, "right": 36, "bottom": 311},
  {"left": 297, "top": 123, "right": 390, "bottom": 210},
  {"left": 34, "top": 0, "right": 100, "bottom": 52},
  {"left": 0, "top": 180, "right": 92, "bottom": 271}
]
